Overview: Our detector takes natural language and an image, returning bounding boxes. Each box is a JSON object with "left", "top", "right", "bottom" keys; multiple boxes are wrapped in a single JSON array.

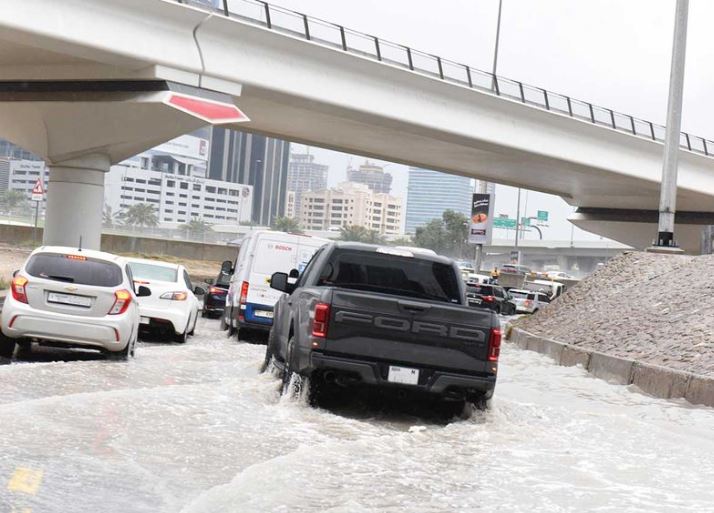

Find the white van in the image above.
[{"left": 223, "top": 231, "right": 328, "bottom": 337}]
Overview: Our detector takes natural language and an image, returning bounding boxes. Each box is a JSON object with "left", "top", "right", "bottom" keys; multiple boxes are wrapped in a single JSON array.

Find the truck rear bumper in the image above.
[{"left": 310, "top": 352, "right": 496, "bottom": 398}]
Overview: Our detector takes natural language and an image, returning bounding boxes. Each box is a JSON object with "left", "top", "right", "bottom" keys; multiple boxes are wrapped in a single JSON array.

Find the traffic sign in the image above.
[
  {"left": 537, "top": 210, "right": 549, "bottom": 222},
  {"left": 494, "top": 217, "right": 517, "bottom": 229},
  {"left": 31, "top": 178, "right": 44, "bottom": 202},
  {"left": 521, "top": 216, "right": 531, "bottom": 227}
]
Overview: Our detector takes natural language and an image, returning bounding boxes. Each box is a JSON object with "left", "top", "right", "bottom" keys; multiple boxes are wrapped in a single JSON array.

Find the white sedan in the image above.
[
  {"left": 0, "top": 246, "right": 148, "bottom": 359},
  {"left": 126, "top": 258, "right": 203, "bottom": 343}
]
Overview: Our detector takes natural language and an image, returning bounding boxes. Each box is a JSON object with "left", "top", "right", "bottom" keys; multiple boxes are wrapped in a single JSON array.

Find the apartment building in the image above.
[{"left": 299, "top": 182, "right": 402, "bottom": 235}]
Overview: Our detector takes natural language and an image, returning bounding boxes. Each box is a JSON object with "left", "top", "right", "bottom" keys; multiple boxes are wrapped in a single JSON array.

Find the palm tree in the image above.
[
  {"left": 271, "top": 216, "right": 302, "bottom": 233},
  {"left": 120, "top": 203, "right": 158, "bottom": 228},
  {"left": 182, "top": 218, "right": 211, "bottom": 239},
  {"left": 103, "top": 205, "right": 122, "bottom": 228}
]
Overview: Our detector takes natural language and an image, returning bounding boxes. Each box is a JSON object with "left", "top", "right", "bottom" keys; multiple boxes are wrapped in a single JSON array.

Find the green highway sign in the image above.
[
  {"left": 537, "top": 210, "right": 549, "bottom": 222},
  {"left": 521, "top": 217, "right": 531, "bottom": 227},
  {"left": 494, "top": 217, "right": 517, "bottom": 229}
]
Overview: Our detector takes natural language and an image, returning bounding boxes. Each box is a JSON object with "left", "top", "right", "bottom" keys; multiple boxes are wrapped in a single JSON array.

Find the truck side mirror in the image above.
[
  {"left": 220, "top": 260, "right": 233, "bottom": 274},
  {"left": 270, "top": 272, "right": 293, "bottom": 293}
]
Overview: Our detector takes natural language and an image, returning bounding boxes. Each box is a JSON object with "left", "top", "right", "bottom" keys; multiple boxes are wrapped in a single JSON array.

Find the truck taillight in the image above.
[
  {"left": 488, "top": 328, "right": 502, "bottom": 362},
  {"left": 239, "top": 281, "right": 249, "bottom": 305},
  {"left": 482, "top": 295, "right": 495, "bottom": 303},
  {"left": 108, "top": 289, "right": 132, "bottom": 315},
  {"left": 312, "top": 302, "right": 330, "bottom": 338},
  {"left": 11, "top": 276, "right": 28, "bottom": 304}
]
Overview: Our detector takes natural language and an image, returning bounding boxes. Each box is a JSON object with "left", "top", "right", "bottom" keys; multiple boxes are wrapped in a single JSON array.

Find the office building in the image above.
[
  {"left": 0, "top": 139, "right": 41, "bottom": 162},
  {"left": 299, "top": 182, "right": 402, "bottom": 235},
  {"left": 104, "top": 165, "right": 253, "bottom": 227},
  {"left": 208, "top": 127, "right": 290, "bottom": 226},
  {"left": 287, "top": 152, "right": 328, "bottom": 217},
  {"left": 406, "top": 167, "right": 472, "bottom": 233},
  {"left": 347, "top": 161, "right": 392, "bottom": 194}
]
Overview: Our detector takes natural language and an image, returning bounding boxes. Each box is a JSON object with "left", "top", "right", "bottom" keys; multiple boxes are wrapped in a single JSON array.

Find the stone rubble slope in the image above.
[{"left": 514, "top": 251, "right": 714, "bottom": 377}]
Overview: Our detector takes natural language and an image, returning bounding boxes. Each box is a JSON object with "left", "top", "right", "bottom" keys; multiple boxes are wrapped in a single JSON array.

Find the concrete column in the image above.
[{"left": 43, "top": 154, "right": 110, "bottom": 250}]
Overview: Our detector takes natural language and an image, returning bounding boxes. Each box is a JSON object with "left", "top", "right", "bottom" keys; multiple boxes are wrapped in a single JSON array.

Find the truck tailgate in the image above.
[{"left": 325, "top": 289, "right": 494, "bottom": 374}]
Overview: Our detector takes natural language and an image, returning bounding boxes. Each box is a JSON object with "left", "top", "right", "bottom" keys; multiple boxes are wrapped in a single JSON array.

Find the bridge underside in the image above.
[{"left": 570, "top": 208, "right": 714, "bottom": 253}]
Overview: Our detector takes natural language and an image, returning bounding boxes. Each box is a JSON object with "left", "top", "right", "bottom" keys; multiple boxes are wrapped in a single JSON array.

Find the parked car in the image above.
[
  {"left": 508, "top": 289, "right": 551, "bottom": 314},
  {"left": 0, "top": 246, "right": 149, "bottom": 359},
  {"left": 465, "top": 284, "right": 516, "bottom": 315},
  {"left": 264, "top": 242, "right": 501, "bottom": 411},
  {"left": 202, "top": 271, "right": 231, "bottom": 318},
  {"left": 126, "top": 258, "right": 203, "bottom": 343},
  {"left": 223, "top": 230, "right": 328, "bottom": 340}
]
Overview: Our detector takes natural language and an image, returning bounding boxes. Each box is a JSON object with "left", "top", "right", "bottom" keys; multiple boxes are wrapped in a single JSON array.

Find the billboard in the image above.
[
  {"left": 152, "top": 135, "right": 210, "bottom": 161},
  {"left": 468, "top": 193, "right": 494, "bottom": 245}
]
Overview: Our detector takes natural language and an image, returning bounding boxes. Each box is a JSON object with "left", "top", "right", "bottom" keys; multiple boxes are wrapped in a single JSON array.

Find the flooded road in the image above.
[{"left": 0, "top": 318, "right": 712, "bottom": 512}]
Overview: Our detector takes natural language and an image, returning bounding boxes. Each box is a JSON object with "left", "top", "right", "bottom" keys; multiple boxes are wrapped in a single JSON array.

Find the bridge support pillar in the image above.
[{"left": 43, "top": 154, "right": 110, "bottom": 251}]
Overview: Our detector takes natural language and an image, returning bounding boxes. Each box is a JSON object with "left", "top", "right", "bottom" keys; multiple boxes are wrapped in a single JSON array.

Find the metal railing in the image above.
[{"left": 177, "top": 0, "right": 714, "bottom": 158}]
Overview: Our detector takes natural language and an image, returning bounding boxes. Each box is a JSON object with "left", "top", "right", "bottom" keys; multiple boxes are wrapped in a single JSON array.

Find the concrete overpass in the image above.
[{"left": 1, "top": 0, "right": 714, "bottom": 251}]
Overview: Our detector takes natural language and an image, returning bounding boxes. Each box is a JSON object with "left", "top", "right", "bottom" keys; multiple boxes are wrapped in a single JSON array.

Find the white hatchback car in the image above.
[
  {"left": 126, "top": 258, "right": 202, "bottom": 343},
  {"left": 0, "top": 246, "right": 148, "bottom": 359}
]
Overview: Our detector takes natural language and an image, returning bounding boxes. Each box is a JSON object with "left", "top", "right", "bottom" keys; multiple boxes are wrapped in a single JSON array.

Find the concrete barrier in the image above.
[
  {"left": 507, "top": 327, "right": 713, "bottom": 408},
  {"left": 0, "top": 223, "right": 237, "bottom": 262}
]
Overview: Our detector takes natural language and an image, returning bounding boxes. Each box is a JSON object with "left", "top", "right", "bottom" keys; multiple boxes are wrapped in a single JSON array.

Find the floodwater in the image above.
[{"left": 0, "top": 318, "right": 712, "bottom": 512}]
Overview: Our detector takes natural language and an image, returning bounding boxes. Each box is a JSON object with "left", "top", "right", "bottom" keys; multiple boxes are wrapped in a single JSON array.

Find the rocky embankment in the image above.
[{"left": 514, "top": 251, "right": 714, "bottom": 377}]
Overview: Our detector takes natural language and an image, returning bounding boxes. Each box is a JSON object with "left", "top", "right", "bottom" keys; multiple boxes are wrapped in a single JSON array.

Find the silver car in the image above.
[
  {"left": 508, "top": 289, "right": 551, "bottom": 314},
  {"left": 0, "top": 246, "right": 150, "bottom": 359}
]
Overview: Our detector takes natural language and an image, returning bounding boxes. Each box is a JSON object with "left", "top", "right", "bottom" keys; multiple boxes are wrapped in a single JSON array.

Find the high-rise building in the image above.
[
  {"left": 287, "top": 152, "right": 328, "bottom": 217},
  {"left": 0, "top": 139, "right": 41, "bottom": 162},
  {"left": 299, "top": 182, "right": 402, "bottom": 235},
  {"left": 208, "top": 127, "right": 290, "bottom": 226},
  {"left": 347, "top": 161, "right": 392, "bottom": 194},
  {"left": 406, "top": 167, "right": 472, "bottom": 233}
]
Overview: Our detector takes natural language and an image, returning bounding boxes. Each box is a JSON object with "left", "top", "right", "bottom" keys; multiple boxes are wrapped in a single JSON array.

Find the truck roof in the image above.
[{"left": 330, "top": 241, "right": 454, "bottom": 265}]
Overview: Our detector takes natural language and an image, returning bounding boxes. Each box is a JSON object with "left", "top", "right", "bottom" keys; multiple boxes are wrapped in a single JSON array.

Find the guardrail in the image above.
[{"left": 175, "top": 0, "right": 714, "bottom": 158}]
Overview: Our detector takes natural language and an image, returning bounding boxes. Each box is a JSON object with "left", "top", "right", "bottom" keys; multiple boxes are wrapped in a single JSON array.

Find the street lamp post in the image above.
[
  {"left": 474, "top": 0, "right": 504, "bottom": 272},
  {"left": 653, "top": 0, "right": 689, "bottom": 250}
]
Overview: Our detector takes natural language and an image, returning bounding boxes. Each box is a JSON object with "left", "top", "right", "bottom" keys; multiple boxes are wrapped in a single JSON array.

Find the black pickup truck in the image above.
[{"left": 263, "top": 242, "right": 501, "bottom": 410}]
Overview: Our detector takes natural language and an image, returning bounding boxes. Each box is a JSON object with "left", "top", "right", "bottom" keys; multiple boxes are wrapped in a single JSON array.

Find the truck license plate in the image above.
[
  {"left": 254, "top": 310, "right": 274, "bottom": 319},
  {"left": 388, "top": 366, "right": 419, "bottom": 385}
]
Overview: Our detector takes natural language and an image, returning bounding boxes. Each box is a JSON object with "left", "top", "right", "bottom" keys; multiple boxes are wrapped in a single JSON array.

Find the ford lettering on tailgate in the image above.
[{"left": 334, "top": 310, "right": 485, "bottom": 342}]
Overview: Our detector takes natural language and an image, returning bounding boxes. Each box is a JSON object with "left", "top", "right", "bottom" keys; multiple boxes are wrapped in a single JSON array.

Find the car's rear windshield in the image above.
[
  {"left": 25, "top": 253, "right": 123, "bottom": 287},
  {"left": 468, "top": 284, "right": 494, "bottom": 295},
  {"left": 215, "top": 272, "right": 231, "bottom": 287},
  {"left": 128, "top": 262, "right": 178, "bottom": 282},
  {"left": 319, "top": 249, "right": 461, "bottom": 303}
]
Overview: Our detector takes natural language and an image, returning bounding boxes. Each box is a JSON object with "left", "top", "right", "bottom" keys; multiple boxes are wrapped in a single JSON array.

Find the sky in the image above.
[{"left": 269, "top": 0, "right": 714, "bottom": 242}]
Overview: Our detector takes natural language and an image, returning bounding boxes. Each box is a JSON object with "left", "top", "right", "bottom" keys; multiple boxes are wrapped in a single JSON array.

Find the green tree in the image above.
[
  {"left": 339, "top": 225, "right": 385, "bottom": 244},
  {"left": 1, "top": 190, "right": 26, "bottom": 215},
  {"left": 271, "top": 216, "right": 302, "bottom": 233},
  {"left": 182, "top": 218, "right": 211, "bottom": 239},
  {"left": 388, "top": 236, "right": 414, "bottom": 247},
  {"left": 121, "top": 203, "right": 158, "bottom": 228},
  {"left": 413, "top": 210, "right": 470, "bottom": 258}
]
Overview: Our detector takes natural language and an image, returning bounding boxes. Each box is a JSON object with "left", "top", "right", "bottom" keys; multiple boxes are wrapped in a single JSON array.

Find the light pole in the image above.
[
  {"left": 653, "top": 0, "right": 689, "bottom": 250},
  {"left": 474, "top": 0, "right": 504, "bottom": 272}
]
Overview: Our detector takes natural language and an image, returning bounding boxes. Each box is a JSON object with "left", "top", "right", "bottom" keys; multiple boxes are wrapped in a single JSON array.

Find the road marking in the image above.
[{"left": 7, "top": 467, "right": 43, "bottom": 495}]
